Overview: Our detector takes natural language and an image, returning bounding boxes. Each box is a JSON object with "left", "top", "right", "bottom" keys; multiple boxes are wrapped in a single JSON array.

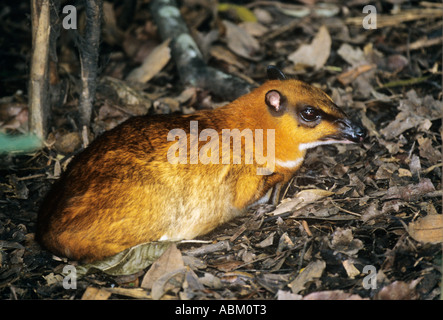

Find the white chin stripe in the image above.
[
  {"left": 159, "top": 235, "right": 169, "bottom": 241},
  {"left": 299, "top": 140, "right": 353, "bottom": 151},
  {"left": 276, "top": 157, "right": 303, "bottom": 169}
]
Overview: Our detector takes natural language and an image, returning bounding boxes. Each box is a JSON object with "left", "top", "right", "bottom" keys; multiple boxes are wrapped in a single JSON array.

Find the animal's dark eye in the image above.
[{"left": 300, "top": 107, "right": 320, "bottom": 122}]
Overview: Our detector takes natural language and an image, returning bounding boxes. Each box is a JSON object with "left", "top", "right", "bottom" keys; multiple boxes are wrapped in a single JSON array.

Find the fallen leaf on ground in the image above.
[
  {"left": 417, "top": 136, "right": 442, "bottom": 165},
  {"left": 277, "top": 290, "right": 302, "bottom": 300},
  {"left": 104, "top": 287, "right": 150, "bottom": 299},
  {"left": 288, "top": 260, "right": 326, "bottom": 294},
  {"left": 288, "top": 25, "right": 331, "bottom": 70},
  {"left": 408, "top": 215, "right": 443, "bottom": 244},
  {"left": 361, "top": 202, "right": 382, "bottom": 222},
  {"left": 337, "top": 43, "right": 367, "bottom": 67},
  {"left": 380, "top": 90, "right": 442, "bottom": 140},
  {"left": 151, "top": 267, "right": 187, "bottom": 300},
  {"left": 337, "top": 64, "right": 376, "bottom": 86},
  {"left": 303, "top": 290, "right": 366, "bottom": 300},
  {"left": 126, "top": 39, "right": 171, "bottom": 83},
  {"left": 43, "top": 272, "right": 63, "bottom": 286},
  {"left": 141, "top": 243, "right": 184, "bottom": 289},
  {"left": 330, "top": 228, "right": 363, "bottom": 256},
  {"left": 342, "top": 260, "right": 360, "bottom": 278},
  {"left": 54, "top": 132, "right": 81, "bottom": 154},
  {"left": 81, "top": 287, "right": 112, "bottom": 300},
  {"left": 75, "top": 241, "right": 172, "bottom": 276},
  {"left": 223, "top": 20, "right": 261, "bottom": 60},
  {"left": 99, "top": 76, "right": 153, "bottom": 109},
  {"left": 382, "top": 178, "right": 435, "bottom": 201},
  {"left": 375, "top": 279, "right": 421, "bottom": 300},
  {"left": 271, "top": 189, "right": 334, "bottom": 216},
  {"left": 256, "top": 231, "right": 275, "bottom": 248}
]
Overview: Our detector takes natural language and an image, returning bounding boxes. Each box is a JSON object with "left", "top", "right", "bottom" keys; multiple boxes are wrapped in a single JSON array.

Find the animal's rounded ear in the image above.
[
  {"left": 265, "top": 90, "right": 286, "bottom": 113},
  {"left": 267, "top": 65, "right": 287, "bottom": 81}
]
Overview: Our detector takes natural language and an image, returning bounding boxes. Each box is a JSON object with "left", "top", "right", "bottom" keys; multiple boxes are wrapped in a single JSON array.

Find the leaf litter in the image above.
[{"left": 0, "top": 0, "right": 442, "bottom": 300}]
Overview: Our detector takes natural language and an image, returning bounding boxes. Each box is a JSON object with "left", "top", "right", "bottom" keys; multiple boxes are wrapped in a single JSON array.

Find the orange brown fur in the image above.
[{"left": 36, "top": 77, "right": 363, "bottom": 262}]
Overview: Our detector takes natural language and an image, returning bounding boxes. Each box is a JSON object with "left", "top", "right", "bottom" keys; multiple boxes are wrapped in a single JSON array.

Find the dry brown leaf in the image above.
[
  {"left": 256, "top": 231, "right": 275, "bottom": 248},
  {"left": 381, "top": 200, "right": 401, "bottom": 215},
  {"left": 380, "top": 90, "right": 443, "bottom": 140},
  {"left": 277, "top": 232, "right": 295, "bottom": 252},
  {"left": 359, "top": 110, "right": 380, "bottom": 138},
  {"left": 271, "top": 189, "right": 334, "bottom": 216},
  {"left": 126, "top": 39, "right": 171, "bottom": 83},
  {"left": 141, "top": 243, "right": 184, "bottom": 290},
  {"left": 382, "top": 178, "right": 435, "bottom": 201},
  {"left": 337, "top": 64, "right": 376, "bottom": 86},
  {"left": 0, "top": 102, "right": 28, "bottom": 133},
  {"left": 330, "top": 228, "right": 363, "bottom": 256},
  {"left": 349, "top": 173, "right": 366, "bottom": 196},
  {"left": 257, "top": 273, "right": 291, "bottom": 293},
  {"left": 408, "top": 215, "right": 443, "bottom": 244},
  {"left": 409, "top": 154, "right": 421, "bottom": 176},
  {"left": 219, "top": 271, "right": 255, "bottom": 289},
  {"left": 0, "top": 102, "right": 27, "bottom": 122},
  {"left": 81, "top": 287, "right": 112, "bottom": 300},
  {"left": 54, "top": 132, "right": 82, "bottom": 154},
  {"left": 374, "top": 162, "right": 398, "bottom": 180},
  {"left": 288, "top": 25, "right": 331, "bottom": 70},
  {"left": 199, "top": 272, "right": 223, "bottom": 289},
  {"left": 105, "top": 287, "right": 151, "bottom": 299},
  {"left": 276, "top": 5, "right": 310, "bottom": 18},
  {"left": 180, "top": 269, "right": 205, "bottom": 299},
  {"left": 100, "top": 76, "right": 153, "bottom": 108},
  {"left": 375, "top": 279, "right": 421, "bottom": 300},
  {"left": 239, "top": 21, "right": 268, "bottom": 37},
  {"left": 288, "top": 260, "right": 326, "bottom": 294},
  {"left": 303, "top": 290, "right": 366, "bottom": 300},
  {"left": 313, "top": 3, "right": 340, "bottom": 17},
  {"left": 277, "top": 290, "right": 303, "bottom": 300},
  {"left": 42, "top": 272, "right": 63, "bottom": 286},
  {"left": 153, "top": 97, "right": 180, "bottom": 113},
  {"left": 223, "top": 20, "right": 261, "bottom": 60},
  {"left": 210, "top": 45, "right": 245, "bottom": 68},
  {"left": 212, "top": 260, "right": 244, "bottom": 272},
  {"left": 102, "top": 1, "right": 124, "bottom": 46},
  {"left": 151, "top": 267, "right": 187, "bottom": 300},
  {"left": 398, "top": 168, "right": 412, "bottom": 177},
  {"left": 385, "top": 54, "right": 409, "bottom": 72},
  {"left": 75, "top": 241, "right": 172, "bottom": 276},
  {"left": 337, "top": 43, "right": 367, "bottom": 67},
  {"left": 342, "top": 260, "right": 360, "bottom": 279},
  {"left": 418, "top": 136, "right": 442, "bottom": 165},
  {"left": 361, "top": 202, "right": 382, "bottom": 222}
]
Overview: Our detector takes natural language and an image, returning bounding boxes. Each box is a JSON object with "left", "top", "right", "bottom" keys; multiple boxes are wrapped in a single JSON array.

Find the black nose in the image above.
[
  {"left": 353, "top": 124, "right": 366, "bottom": 142},
  {"left": 337, "top": 119, "right": 366, "bottom": 143}
]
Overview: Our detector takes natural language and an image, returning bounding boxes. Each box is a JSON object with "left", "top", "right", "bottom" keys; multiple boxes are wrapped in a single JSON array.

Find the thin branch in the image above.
[
  {"left": 29, "top": 0, "right": 51, "bottom": 140},
  {"left": 78, "top": 0, "right": 102, "bottom": 127}
]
